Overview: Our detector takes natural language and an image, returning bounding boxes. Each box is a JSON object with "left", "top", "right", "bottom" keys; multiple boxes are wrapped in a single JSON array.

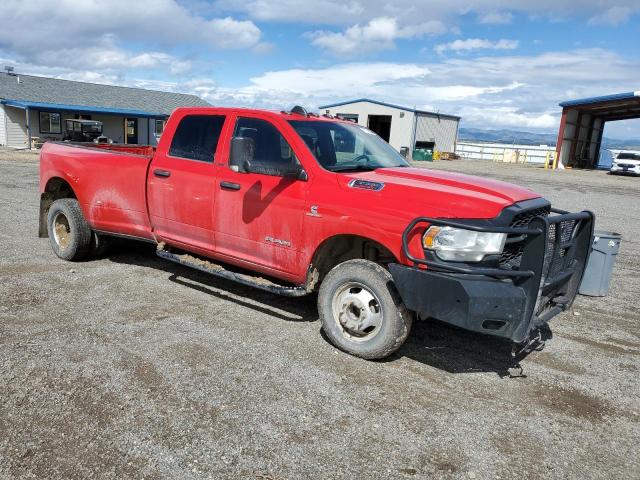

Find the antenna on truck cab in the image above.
[
  {"left": 289, "top": 105, "right": 309, "bottom": 117},
  {"left": 285, "top": 105, "right": 319, "bottom": 118}
]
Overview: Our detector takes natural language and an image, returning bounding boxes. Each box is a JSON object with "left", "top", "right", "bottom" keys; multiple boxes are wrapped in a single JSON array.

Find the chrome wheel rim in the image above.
[
  {"left": 53, "top": 212, "right": 71, "bottom": 250},
  {"left": 331, "top": 282, "right": 383, "bottom": 341}
]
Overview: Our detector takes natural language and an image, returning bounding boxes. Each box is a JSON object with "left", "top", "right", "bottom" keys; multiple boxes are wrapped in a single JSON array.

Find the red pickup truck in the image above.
[{"left": 39, "top": 106, "right": 594, "bottom": 359}]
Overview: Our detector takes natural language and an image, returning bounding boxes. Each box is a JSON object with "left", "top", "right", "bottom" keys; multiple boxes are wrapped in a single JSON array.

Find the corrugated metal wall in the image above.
[
  {"left": 414, "top": 114, "right": 458, "bottom": 152},
  {"left": 0, "top": 105, "right": 6, "bottom": 146},
  {"left": 557, "top": 107, "right": 606, "bottom": 169}
]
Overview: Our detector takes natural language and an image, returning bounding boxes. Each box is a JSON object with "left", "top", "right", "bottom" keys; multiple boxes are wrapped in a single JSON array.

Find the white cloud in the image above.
[
  {"left": 200, "top": 17, "right": 262, "bottom": 49},
  {"left": 6, "top": 47, "right": 638, "bottom": 137},
  {"left": 308, "top": 17, "right": 446, "bottom": 55},
  {"left": 216, "top": 0, "right": 640, "bottom": 27},
  {"left": 422, "top": 82, "right": 525, "bottom": 101},
  {"left": 435, "top": 39, "right": 519, "bottom": 55},
  {"left": 0, "top": 0, "right": 260, "bottom": 79},
  {"left": 0, "top": 1, "right": 262, "bottom": 52},
  {"left": 588, "top": 6, "right": 634, "bottom": 26},
  {"left": 463, "top": 107, "right": 558, "bottom": 129},
  {"left": 90, "top": 49, "right": 192, "bottom": 74},
  {"left": 478, "top": 11, "right": 514, "bottom": 24},
  {"left": 0, "top": 0, "right": 638, "bottom": 141},
  {"left": 177, "top": 48, "right": 640, "bottom": 137},
  {"left": 6, "top": 38, "right": 194, "bottom": 77},
  {"left": 252, "top": 42, "right": 276, "bottom": 55}
]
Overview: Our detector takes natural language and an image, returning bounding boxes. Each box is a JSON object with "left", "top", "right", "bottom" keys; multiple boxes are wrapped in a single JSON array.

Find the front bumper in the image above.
[
  {"left": 391, "top": 205, "right": 594, "bottom": 343},
  {"left": 610, "top": 164, "right": 640, "bottom": 175}
]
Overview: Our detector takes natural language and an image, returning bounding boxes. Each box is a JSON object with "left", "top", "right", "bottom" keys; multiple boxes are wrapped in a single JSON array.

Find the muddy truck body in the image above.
[{"left": 39, "top": 107, "right": 594, "bottom": 359}]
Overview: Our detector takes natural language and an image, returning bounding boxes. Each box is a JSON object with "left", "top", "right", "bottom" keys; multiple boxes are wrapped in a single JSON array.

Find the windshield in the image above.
[
  {"left": 82, "top": 123, "right": 102, "bottom": 134},
  {"left": 617, "top": 153, "right": 640, "bottom": 160},
  {"left": 289, "top": 120, "right": 410, "bottom": 172}
]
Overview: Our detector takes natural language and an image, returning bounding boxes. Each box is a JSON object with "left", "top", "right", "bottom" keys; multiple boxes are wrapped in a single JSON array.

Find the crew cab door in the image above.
[
  {"left": 214, "top": 114, "right": 308, "bottom": 276},
  {"left": 147, "top": 112, "right": 229, "bottom": 252}
]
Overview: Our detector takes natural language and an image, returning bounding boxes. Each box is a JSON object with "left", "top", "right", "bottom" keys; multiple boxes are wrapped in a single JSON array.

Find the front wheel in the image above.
[{"left": 318, "top": 259, "right": 413, "bottom": 359}]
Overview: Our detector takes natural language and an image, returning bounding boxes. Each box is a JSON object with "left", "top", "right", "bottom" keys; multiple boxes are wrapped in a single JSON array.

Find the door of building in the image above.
[
  {"left": 125, "top": 118, "right": 138, "bottom": 144},
  {"left": 367, "top": 115, "right": 392, "bottom": 142}
]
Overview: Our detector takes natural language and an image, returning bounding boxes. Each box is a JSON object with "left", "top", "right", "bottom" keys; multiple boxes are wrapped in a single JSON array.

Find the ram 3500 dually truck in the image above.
[{"left": 39, "top": 107, "right": 594, "bottom": 359}]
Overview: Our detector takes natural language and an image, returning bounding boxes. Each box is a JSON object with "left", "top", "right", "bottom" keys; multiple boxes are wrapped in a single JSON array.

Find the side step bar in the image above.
[{"left": 156, "top": 247, "right": 309, "bottom": 297}]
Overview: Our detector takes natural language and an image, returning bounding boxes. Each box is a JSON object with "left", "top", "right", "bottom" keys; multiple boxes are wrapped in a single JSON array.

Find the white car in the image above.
[{"left": 610, "top": 152, "right": 640, "bottom": 176}]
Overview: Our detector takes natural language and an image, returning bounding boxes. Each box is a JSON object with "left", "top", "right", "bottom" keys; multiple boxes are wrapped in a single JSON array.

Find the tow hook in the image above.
[
  {"left": 507, "top": 329, "right": 546, "bottom": 377},
  {"left": 513, "top": 329, "right": 545, "bottom": 359}
]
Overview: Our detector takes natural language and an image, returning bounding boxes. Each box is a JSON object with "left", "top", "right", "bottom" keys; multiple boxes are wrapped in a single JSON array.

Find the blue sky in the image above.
[{"left": 1, "top": 0, "right": 639, "bottom": 138}]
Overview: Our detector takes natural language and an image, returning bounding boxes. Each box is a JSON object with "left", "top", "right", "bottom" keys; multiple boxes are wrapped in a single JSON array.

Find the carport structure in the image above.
[{"left": 555, "top": 91, "right": 640, "bottom": 168}]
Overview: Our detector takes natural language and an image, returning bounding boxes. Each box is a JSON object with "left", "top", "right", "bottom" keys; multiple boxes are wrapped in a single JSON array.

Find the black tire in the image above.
[
  {"left": 47, "top": 198, "right": 92, "bottom": 261},
  {"left": 318, "top": 259, "right": 412, "bottom": 359}
]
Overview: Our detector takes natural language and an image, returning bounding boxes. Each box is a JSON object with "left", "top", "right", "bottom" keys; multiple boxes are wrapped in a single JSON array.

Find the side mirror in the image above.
[
  {"left": 229, "top": 136, "right": 255, "bottom": 173},
  {"left": 280, "top": 161, "right": 308, "bottom": 181},
  {"left": 293, "top": 165, "right": 308, "bottom": 181}
]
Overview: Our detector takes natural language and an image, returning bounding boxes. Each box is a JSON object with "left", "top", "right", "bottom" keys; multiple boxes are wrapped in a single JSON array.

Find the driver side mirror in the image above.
[
  {"left": 283, "top": 163, "right": 308, "bottom": 181},
  {"left": 229, "top": 136, "right": 255, "bottom": 173}
]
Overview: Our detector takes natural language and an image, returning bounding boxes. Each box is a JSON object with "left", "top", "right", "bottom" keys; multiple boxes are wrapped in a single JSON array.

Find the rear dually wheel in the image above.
[{"left": 47, "top": 198, "right": 92, "bottom": 261}]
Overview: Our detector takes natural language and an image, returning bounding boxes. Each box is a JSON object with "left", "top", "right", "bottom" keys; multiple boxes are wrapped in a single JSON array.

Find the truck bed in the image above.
[
  {"left": 40, "top": 141, "right": 155, "bottom": 240},
  {"left": 77, "top": 142, "right": 156, "bottom": 157}
]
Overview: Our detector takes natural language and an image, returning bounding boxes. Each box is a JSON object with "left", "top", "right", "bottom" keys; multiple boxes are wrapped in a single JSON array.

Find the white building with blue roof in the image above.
[{"left": 0, "top": 68, "right": 209, "bottom": 148}]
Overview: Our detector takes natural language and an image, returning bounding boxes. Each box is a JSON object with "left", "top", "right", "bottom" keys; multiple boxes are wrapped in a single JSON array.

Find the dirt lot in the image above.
[{"left": 1, "top": 149, "right": 638, "bottom": 479}]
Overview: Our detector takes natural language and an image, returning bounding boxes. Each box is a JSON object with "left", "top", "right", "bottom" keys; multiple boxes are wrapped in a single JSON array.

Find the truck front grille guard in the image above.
[
  {"left": 401, "top": 209, "right": 594, "bottom": 342},
  {"left": 401, "top": 209, "right": 595, "bottom": 339},
  {"left": 401, "top": 209, "right": 593, "bottom": 280}
]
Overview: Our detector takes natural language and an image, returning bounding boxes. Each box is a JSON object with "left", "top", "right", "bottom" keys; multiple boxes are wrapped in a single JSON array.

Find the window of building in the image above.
[
  {"left": 337, "top": 113, "right": 358, "bottom": 123},
  {"left": 154, "top": 119, "right": 166, "bottom": 136},
  {"left": 39, "top": 112, "right": 61, "bottom": 134},
  {"left": 168, "top": 115, "right": 225, "bottom": 162},
  {"left": 233, "top": 117, "right": 298, "bottom": 176}
]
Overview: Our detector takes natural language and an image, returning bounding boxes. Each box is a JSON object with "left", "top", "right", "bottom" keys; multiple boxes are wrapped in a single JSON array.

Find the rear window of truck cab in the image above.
[{"left": 169, "top": 115, "right": 225, "bottom": 162}]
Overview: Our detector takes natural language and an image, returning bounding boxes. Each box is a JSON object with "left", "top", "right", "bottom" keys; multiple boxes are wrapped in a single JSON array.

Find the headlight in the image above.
[{"left": 422, "top": 226, "right": 507, "bottom": 262}]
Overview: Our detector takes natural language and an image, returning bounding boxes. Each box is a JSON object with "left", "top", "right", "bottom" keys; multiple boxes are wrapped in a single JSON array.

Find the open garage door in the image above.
[
  {"left": 556, "top": 91, "right": 640, "bottom": 169},
  {"left": 367, "top": 115, "right": 392, "bottom": 142}
]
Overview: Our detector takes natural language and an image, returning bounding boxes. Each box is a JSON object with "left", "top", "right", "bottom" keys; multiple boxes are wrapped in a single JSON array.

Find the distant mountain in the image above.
[{"left": 458, "top": 127, "right": 640, "bottom": 150}]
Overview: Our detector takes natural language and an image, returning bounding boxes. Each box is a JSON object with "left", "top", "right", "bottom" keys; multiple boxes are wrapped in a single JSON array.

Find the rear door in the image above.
[
  {"left": 147, "top": 112, "right": 228, "bottom": 252},
  {"left": 214, "top": 114, "right": 308, "bottom": 274}
]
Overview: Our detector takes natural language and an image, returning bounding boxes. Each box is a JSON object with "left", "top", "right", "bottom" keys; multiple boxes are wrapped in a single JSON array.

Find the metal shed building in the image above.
[
  {"left": 319, "top": 99, "right": 460, "bottom": 157},
  {"left": 555, "top": 91, "right": 640, "bottom": 168}
]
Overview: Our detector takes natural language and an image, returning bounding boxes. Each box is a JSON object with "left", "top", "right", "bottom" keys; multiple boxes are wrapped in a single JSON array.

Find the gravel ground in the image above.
[{"left": 1, "top": 149, "right": 638, "bottom": 479}]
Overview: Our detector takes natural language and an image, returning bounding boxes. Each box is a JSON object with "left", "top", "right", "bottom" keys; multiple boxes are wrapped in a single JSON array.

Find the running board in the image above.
[{"left": 156, "top": 248, "right": 309, "bottom": 297}]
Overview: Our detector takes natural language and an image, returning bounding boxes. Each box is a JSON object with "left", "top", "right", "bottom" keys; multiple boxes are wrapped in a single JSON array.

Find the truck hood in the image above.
[{"left": 339, "top": 167, "right": 540, "bottom": 219}]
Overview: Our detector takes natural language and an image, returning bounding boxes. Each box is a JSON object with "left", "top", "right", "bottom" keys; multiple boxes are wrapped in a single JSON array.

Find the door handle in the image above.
[
  {"left": 220, "top": 181, "right": 241, "bottom": 191},
  {"left": 153, "top": 169, "right": 171, "bottom": 178}
]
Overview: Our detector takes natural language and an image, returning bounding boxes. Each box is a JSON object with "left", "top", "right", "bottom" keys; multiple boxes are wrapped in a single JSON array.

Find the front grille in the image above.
[
  {"left": 510, "top": 206, "right": 552, "bottom": 228},
  {"left": 499, "top": 205, "right": 551, "bottom": 269},
  {"left": 618, "top": 163, "right": 636, "bottom": 168},
  {"left": 543, "top": 220, "right": 575, "bottom": 279},
  {"left": 535, "top": 218, "right": 580, "bottom": 320}
]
